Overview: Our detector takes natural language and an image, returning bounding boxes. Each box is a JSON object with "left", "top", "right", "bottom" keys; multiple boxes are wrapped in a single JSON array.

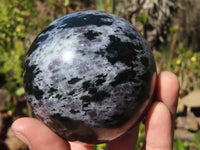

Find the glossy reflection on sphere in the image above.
[{"left": 24, "top": 10, "right": 157, "bottom": 144}]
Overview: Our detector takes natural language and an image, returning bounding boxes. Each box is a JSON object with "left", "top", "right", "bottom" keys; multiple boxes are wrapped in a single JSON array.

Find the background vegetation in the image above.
[{"left": 0, "top": 0, "right": 200, "bottom": 150}]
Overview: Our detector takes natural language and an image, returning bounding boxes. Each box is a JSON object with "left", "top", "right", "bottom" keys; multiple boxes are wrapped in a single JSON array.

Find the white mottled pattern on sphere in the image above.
[{"left": 24, "top": 10, "right": 156, "bottom": 143}]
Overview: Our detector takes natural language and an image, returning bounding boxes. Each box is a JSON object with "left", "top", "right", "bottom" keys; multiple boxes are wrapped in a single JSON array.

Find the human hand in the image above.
[{"left": 12, "top": 71, "right": 179, "bottom": 150}]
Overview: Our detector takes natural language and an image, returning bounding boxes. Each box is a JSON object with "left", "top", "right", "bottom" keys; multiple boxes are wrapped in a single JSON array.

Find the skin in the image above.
[{"left": 11, "top": 71, "right": 180, "bottom": 150}]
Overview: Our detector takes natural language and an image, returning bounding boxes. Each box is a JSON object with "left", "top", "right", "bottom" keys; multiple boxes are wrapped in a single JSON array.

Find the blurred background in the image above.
[{"left": 0, "top": 0, "right": 200, "bottom": 149}]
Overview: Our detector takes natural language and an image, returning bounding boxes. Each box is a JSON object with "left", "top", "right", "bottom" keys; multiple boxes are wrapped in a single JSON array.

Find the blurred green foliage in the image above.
[
  {"left": 155, "top": 44, "right": 200, "bottom": 96},
  {"left": 4, "top": 100, "right": 16, "bottom": 114},
  {"left": 136, "top": 13, "right": 148, "bottom": 26},
  {"left": 94, "top": 143, "right": 107, "bottom": 150},
  {"left": 136, "top": 123, "right": 145, "bottom": 149},
  {"left": 173, "top": 136, "right": 189, "bottom": 150},
  {"left": 64, "top": 0, "right": 70, "bottom": 7},
  {"left": 0, "top": 0, "right": 36, "bottom": 95},
  {"left": 95, "top": 0, "right": 123, "bottom": 15},
  {"left": 95, "top": 0, "right": 115, "bottom": 13},
  {"left": 192, "top": 131, "right": 200, "bottom": 149}
]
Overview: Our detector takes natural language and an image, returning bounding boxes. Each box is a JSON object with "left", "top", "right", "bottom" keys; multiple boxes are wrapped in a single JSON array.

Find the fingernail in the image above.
[{"left": 13, "top": 131, "right": 31, "bottom": 149}]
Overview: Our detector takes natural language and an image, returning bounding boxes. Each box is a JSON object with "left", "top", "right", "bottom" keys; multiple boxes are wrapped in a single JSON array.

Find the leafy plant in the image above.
[
  {"left": 95, "top": 0, "right": 122, "bottom": 14},
  {"left": 191, "top": 131, "right": 200, "bottom": 149},
  {"left": 136, "top": 13, "right": 148, "bottom": 37},
  {"left": 94, "top": 143, "right": 107, "bottom": 150},
  {"left": 0, "top": 0, "right": 36, "bottom": 95},
  {"left": 136, "top": 13, "right": 148, "bottom": 26},
  {"left": 64, "top": 0, "right": 70, "bottom": 7},
  {"left": 173, "top": 136, "right": 189, "bottom": 150},
  {"left": 136, "top": 123, "right": 145, "bottom": 149},
  {"left": 154, "top": 43, "right": 200, "bottom": 97},
  {"left": 4, "top": 101, "right": 16, "bottom": 114},
  {"left": 95, "top": 0, "right": 115, "bottom": 13},
  {"left": 95, "top": 0, "right": 104, "bottom": 11}
]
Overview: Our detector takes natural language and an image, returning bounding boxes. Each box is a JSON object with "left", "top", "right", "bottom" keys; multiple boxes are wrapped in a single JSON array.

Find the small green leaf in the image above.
[
  {"left": 22, "top": 107, "right": 28, "bottom": 115},
  {"left": 170, "top": 25, "right": 177, "bottom": 34},
  {"left": 136, "top": 13, "right": 148, "bottom": 26},
  {"left": 136, "top": 123, "right": 145, "bottom": 149},
  {"left": 64, "top": 0, "right": 69, "bottom": 7},
  {"left": 94, "top": 144, "right": 106, "bottom": 150},
  {"left": 15, "top": 87, "right": 25, "bottom": 96}
]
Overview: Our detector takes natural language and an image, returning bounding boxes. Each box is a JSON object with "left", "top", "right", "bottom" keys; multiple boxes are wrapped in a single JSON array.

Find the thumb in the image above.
[{"left": 12, "top": 117, "right": 70, "bottom": 150}]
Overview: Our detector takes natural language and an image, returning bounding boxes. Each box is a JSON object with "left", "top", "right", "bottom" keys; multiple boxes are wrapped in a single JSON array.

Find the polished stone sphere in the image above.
[{"left": 24, "top": 10, "right": 157, "bottom": 144}]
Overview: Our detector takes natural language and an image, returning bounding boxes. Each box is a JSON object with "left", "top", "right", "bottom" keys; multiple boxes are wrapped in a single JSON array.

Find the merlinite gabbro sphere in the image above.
[{"left": 23, "top": 10, "right": 157, "bottom": 144}]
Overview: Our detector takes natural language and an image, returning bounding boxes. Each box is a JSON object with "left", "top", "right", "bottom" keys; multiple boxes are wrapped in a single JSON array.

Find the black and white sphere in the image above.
[{"left": 24, "top": 10, "right": 157, "bottom": 144}]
